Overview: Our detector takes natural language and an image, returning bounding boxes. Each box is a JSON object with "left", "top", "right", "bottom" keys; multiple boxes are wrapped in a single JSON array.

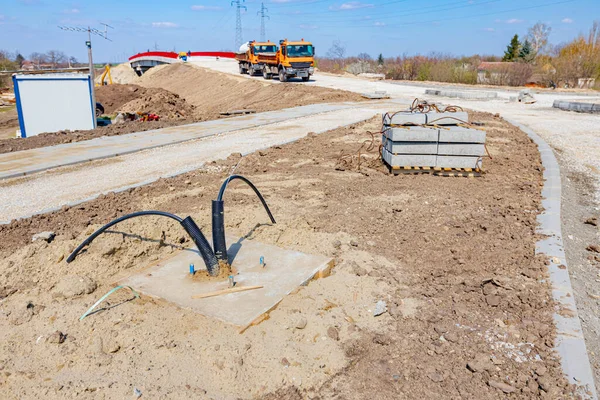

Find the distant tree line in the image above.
[
  {"left": 1, "top": 50, "right": 81, "bottom": 71},
  {"left": 0, "top": 49, "right": 83, "bottom": 87},
  {"left": 316, "top": 20, "right": 600, "bottom": 89}
]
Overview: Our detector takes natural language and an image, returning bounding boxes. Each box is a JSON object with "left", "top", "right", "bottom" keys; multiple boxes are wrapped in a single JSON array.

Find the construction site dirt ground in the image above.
[
  {"left": 0, "top": 63, "right": 363, "bottom": 153},
  {"left": 0, "top": 111, "right": 582, "bottom": 399}
]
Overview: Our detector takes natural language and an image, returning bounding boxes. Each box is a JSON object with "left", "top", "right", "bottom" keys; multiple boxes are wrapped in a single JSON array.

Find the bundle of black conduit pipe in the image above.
[{"left": 66, "top": 175, "right": 275, "bottom": 277}]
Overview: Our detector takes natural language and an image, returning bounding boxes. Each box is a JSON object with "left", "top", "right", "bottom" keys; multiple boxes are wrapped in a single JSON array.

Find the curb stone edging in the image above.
[
  {"left": 424, "top": 88, "right": 498, "bottom": 100},
  {"left": 507, "top": 119, "right": 598, "bottom": 399},
  {"left": 553, "top": 100, "right": 600, "bottom": 114}
]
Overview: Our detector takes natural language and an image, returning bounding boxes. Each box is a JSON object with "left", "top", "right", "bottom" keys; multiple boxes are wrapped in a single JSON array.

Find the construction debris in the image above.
[
  {"left": 32, "top": 231, "right": 55, "bottom": 242},
  {"left": 517, "top": 89, "right": 537, "bottom": 104},
  {"left": 219, "top": 110, "right": 257, "bottom": 116},
  {"left": 191, "top": 285, "right": 264, "bottom": 299},
  {"left": 374, "top": 300, "right": 387, "bottom": 316},
  {"left": 361, "top": 91, "right": 390, "bottom": 99}
]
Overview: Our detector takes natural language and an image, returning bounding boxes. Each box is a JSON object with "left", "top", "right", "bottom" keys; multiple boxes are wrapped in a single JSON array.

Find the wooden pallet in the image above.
[{"left": 387, "top": 164, "right": 482, "bottom": 177}]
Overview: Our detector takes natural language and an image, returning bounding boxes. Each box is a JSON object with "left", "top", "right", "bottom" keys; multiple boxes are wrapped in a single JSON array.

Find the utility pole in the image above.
[
  {"left": 257, "top": 2, "right": 269, "bottom": 42},
  {"left": 58, "top": 24, "right": 113, "bottom": 127},
  {"left": 231, "top": 0, "right": 246, "bottom": 49}
]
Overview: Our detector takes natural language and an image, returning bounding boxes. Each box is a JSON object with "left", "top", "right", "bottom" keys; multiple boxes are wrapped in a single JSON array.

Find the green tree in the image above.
[
  {"left": 503, "top": 34, "right": 521, "bottom": 61},
  {"left": 519, "top": 40, "right": 535, "bottom": 63},
  {"left": 15, "top": 53, "right": 25, "bottom": 67},
  {"left": 377, "top": 53, "right": 384, "bottom": 65}
]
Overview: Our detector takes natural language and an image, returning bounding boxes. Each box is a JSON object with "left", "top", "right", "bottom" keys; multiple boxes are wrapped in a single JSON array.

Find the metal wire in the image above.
[
  {"left": 410, "top": 98, "right": 463, "bottom": 114},
  {"left": 336, "top": 130, "right": 382, "bottom": 171}
]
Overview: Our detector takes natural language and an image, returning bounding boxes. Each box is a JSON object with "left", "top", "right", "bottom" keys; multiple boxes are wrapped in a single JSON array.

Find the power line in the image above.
[
  {"left": 270, "top": 0, "right": 576, "bottom": 28},
  {"left": 266, "top": 0, "right": 333, "bottom": 8},
  {"left": 270, "top": 0, "right": 496, "bottom": 21},
  {"left": 258, "top": 2, "right": 270, "bottom": 42},
  {"left": 231, "top": 0, "right": 247, "bottom": 49},
  {"left": 347, "top": 0, "right": 578, "bottom": 28},
  {"left": 58, "top": 23, "right": 113, "bottom": 127}
]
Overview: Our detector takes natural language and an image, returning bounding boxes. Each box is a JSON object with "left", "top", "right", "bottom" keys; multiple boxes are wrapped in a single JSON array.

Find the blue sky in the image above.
[{"left": 0, "top": 0, "right": 598, "bottom": 63}]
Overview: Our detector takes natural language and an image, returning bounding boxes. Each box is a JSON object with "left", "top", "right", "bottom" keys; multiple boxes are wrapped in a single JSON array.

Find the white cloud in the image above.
[
  {"left": 561, "top": 18, "right": 573, "bottom": 23},
  {"left": 483, "top": 27, "right": 494, "bottom": 32},
  {"left": 62, "top": 8, "right": 80, "bottom": 14},
  {"left": 330, "top": 2, "right": 374, "bottom": 11},
  {"left": 191, "top": 5, "right": 222, "bottom": 11},
  {"left": 152, "top": 22, "right": 179, "bottom": 28},
  {"left": 374, "top": 22, "right": 385, "bottom": 27},
  {"left": 0, "top": 15, "right": 4, "bottom": 25},
  {"left": 505, "top": 18, "right": 523, "bottom": 24},
  {"left": 299, "top": 24, "right": 318, "bottom": 29}
]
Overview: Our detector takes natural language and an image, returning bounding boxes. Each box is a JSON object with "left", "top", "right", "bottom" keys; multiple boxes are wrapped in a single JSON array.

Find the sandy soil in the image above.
[
  {"left": 0, "top": 112, "right": 579, "bottom": 398},
  {"left": 0, "top": 106, "right": 18, "bottom": 140},
  {"left": 0, "top": 64, "right": 363, "bottom": 155}
]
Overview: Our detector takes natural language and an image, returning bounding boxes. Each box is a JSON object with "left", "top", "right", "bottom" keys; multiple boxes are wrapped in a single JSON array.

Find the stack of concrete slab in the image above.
[{"left": 381, "top": 111, "right": 486, "bottom": 173}]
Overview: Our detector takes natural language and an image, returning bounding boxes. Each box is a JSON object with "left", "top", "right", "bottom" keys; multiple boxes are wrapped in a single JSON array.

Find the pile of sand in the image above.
[
  {"left": 135, "top": 63, "right": 365, "bottom": 117},
  {"left": 117, "top": 90, "right": 195, "bottom": 119},
  {"left": 94, "top": 63, "right": 139, "bottom": 85},
  {"left": 95, "top": 84, "right": 195, "bottom": 119}
]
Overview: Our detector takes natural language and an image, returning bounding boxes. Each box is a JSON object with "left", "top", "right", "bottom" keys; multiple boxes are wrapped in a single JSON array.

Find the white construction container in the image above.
[{"left": 12, "top": 73, "right": 96, "bottom": 138}]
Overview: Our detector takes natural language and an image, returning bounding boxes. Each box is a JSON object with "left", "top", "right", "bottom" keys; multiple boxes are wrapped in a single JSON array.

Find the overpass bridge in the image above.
[{"left": 128, "top": 51, "right": 235, "bottom": 75}]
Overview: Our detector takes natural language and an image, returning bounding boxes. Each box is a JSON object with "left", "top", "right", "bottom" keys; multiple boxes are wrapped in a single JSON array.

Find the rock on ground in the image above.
[{"left": 51, "top": 275, "right": 97, "bottom": 299}]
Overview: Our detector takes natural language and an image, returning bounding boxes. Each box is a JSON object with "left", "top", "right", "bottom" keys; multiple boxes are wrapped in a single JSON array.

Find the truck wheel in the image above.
[
  {"left": 95, "top": 102, "right": 105, "bottom": 117},
  {"left": 239, "top": 64, "right": 246, "bottom": 74},
  {"left": 263, "top": 68, "right": 271, "bottom": 80},
  {"left": 278, "top": 69, "right": 287, "bottom": 82},
  {"left": 302, "top": 76, "right": 310, "bottom": 82}
]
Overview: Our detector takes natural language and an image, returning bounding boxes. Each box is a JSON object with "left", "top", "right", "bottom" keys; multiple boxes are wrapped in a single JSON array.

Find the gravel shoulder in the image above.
[{"left": 559, "top": 155, "right": 600, "bottom": 389}]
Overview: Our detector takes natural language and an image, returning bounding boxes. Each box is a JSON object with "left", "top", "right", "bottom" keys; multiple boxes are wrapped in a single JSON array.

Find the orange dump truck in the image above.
[
  {"left": 235, "top": 40, "right": 278, "bottom": 76},
  {"left": 258, "top": 39, "right": 315, "bottom": 82}
]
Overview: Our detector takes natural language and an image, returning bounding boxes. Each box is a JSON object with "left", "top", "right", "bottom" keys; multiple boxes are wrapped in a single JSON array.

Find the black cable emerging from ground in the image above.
[
  {"left": 66, "top": 211, "right": 221, "bottom": 276},
  {"left": 213, "top": 175, "right": 276, "bottom": 262}
]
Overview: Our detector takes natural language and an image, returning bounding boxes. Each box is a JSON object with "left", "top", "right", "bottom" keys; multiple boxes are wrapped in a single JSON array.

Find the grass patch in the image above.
[{"left": 0, "top": 105, "right": 16, "bottom": 113}]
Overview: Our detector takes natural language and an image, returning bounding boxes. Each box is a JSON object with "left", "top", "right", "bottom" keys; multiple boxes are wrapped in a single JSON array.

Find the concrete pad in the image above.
[
  {"left": 438, "top": 126, "right": 486, "bottom": 143},
  {"left": 426, "top": 111, "right": 469, "bottom": 125},
  {"left": 384, "top": 140, "right": 438, "bottom": 155},
  {"left": 437, "top": 143, "right": 485, "bottom": 156},
  {"left": 382, "top": 126, "right": 438, "bottom": 142},
  {"left": 436, "top": 155, "right": 482, "bottom": 169},
  {"left": 119, "top": 237, "right": 333, "bottom": 330},
  {"left": 382, "top": 147, "right": 436, "bottom": 167},
  {"left": 383, "top": 112, "right": 427, "bottom": 126}
]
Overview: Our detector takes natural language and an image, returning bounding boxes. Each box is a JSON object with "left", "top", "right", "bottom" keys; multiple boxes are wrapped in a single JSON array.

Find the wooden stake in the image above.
[{"left": 191, "top": 285, "right": 264, "bottom": 299}]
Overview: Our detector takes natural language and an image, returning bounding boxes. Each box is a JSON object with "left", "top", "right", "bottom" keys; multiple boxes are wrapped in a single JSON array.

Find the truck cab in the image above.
[
  {"left": 259, "top": 39, "right": 315, "bottom": 82},
  {"left": 235, "top": 40, "right": 278, "bottom": 75}
]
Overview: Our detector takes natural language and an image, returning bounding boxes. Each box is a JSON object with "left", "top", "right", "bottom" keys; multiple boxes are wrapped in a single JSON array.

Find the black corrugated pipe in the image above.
[
  {"left": 212, "top": 175, "right": 276, "bottom": 263},
  {"left": 66, "top": 211, "right": 220, "bottom": 276}
]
